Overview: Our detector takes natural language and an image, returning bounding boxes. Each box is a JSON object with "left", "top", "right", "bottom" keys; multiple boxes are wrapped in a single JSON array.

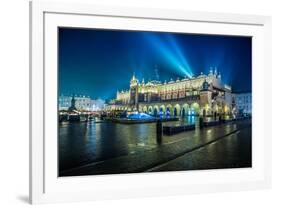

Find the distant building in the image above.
[
  {"left": 59, "top": 95, "right": 72, "bottom": 110},
  {"left": 59, "top": 95, "right": 106, "bottom": 111},
  {"left": 232, "top": 92, "right": 252, "bottom": 115},
  {"left": 91, "top": 98, "right": 106, "bottom": 111},
  {"left": 59, "top": 95, "right": 92, "bottom": 111},
  {"left": 106, "top": 68, "right": 234, "bottom": 117}
]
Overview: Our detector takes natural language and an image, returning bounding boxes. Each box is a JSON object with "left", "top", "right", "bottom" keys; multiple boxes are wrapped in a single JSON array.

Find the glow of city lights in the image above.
[{"left": 143, "top": 33, "right": 193, "bottom": 78}]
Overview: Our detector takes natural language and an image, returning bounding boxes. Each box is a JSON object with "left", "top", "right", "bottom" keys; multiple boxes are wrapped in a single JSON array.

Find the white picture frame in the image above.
[{"left": 30, "top": 1, "right": 272, "bottom": 204}]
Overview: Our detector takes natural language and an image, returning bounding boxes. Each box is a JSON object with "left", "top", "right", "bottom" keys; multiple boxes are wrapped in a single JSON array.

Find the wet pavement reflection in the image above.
[
  {"left": 150, "top": 127, "right": 252, "bottom": 172},
  {"left": 59, "top": 120, "right": 157, "bottom": 171},
  {"left": 59, "top": 117, "right": 251, "bottom": 173}
]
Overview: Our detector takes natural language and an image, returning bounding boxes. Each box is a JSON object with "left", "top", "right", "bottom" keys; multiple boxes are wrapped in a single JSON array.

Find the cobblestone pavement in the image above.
[
  {"left": 148, "top": 127, "right": 252, "bottom": 172},
  {"left": 61, "top": 120, "right": 251, "bottom": 176}
]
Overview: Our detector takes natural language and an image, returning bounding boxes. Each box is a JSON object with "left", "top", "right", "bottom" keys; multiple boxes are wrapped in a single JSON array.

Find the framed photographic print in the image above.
[{"left": 30, "top": 1, "right": 272, "bottom": 204}]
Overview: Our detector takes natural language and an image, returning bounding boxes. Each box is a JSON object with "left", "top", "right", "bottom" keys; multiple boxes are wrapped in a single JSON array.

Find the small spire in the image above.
[{"left": 218, "top": 72, "right": 221, "bottom": 79}]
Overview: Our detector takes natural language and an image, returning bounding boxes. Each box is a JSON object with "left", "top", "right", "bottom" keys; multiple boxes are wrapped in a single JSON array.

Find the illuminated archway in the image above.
[
  {"left": 148, "top": 106, "right": 153, "bottom": 115},
  {"left": 182, "top": 103, "right": 189, "bottom": 117},
  {"left": 142, "top": 106, "right": 147, "bottom": 113},
  {"left": 191, "top": 102, "right": 200, "bottom": 115},
  {"left": 153, "top": 105, "right": 159, "bottom": 116},
  {"left": 160, "top": 105, "right": 166, "bottom": 114},
  {"left": 173, "top": 104, "right": 181, "bottom": 116},
  {"left": 166, "top": 104, "right": 172, "bottom": 117}
]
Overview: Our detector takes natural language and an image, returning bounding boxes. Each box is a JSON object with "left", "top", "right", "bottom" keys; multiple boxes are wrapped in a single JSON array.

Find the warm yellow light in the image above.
[
  {"left": 214, "top": 105, "right": 218, "bottom": 111},
  {"left": 205, "top": 104, "right": 209, "bottom": 110},
  {"left": 224, "top": 105, "right": 229, "bottom": 113}
]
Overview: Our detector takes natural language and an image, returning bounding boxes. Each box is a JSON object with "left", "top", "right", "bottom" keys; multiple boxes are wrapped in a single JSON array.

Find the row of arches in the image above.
[
  {"left": 139, "top": 103, "right": 200, "bottom": 117},
  {"left": 114, "top": 103, "right": 231, "bottom": 117}
]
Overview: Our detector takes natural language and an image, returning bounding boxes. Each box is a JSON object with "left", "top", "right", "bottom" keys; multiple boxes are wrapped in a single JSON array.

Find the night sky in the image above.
[{"left": 59, "top": 28, "right": 252, "bottom": 100}]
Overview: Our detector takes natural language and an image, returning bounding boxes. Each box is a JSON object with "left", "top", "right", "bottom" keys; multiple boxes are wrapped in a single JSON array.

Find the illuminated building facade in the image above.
[
  {"left": 91, "top": 98, "right": 106, "bottom": 111},
  {"left": 59, "top": 95, "right": 92, "bottom": 111},
  {"left": 59, "top": 95, "right": 105, "bottom": 111},
  {"left": 106, "top": 68, "right": 233, "bottom": 116},
  {"left": 232, "top": 92, "right": 252, "bottom": 115}
]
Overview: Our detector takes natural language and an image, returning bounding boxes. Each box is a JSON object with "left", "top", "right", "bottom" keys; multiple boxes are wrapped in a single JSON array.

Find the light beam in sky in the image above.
[{"left": 143, "top": 33, "right": 193, "bottom": 78}]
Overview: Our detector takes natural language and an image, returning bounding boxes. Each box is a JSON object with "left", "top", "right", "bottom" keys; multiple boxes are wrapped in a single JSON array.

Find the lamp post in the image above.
[{"left": 156, "top": 119, "right": 163, "bottom": 144}]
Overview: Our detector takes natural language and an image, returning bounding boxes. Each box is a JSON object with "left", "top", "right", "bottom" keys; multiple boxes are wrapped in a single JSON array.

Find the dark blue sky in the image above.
[{"left": 59, "top": 28, "right": 252, "bottom": 100}]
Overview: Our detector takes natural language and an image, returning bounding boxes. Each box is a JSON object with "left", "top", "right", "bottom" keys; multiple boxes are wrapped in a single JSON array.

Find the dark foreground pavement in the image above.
[
  {"left": 148, "top": 127, "right": 252, "bottom": 172},
  {"left": 60, "top": 120, "right": 251, "bottom": 176}
]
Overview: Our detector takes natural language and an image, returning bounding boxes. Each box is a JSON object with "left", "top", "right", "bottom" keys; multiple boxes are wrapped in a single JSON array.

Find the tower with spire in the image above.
[
  {"left": 130, "top": 72, "right": 139, "bottom": 87},
  {"left": 214, "top": 67, "right": 218, "bottom": 76}
]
